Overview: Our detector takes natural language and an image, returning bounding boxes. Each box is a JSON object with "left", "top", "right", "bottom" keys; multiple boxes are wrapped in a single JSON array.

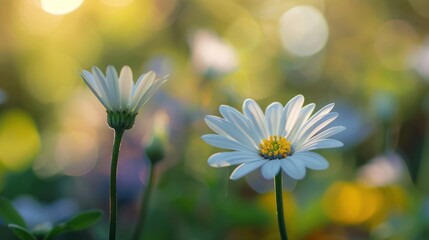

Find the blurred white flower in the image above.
[
  {"left": 202, "top": 95, "right": 344, "bottom": 180},
  {"left": 410, "top": 37, "right": 429, "bottom": 80},
  {"left": 357, "top": 152, "right": 406, "bottom": 187},
  {"left": 191, "top": 30, "right": 238, "bottom": 75}
]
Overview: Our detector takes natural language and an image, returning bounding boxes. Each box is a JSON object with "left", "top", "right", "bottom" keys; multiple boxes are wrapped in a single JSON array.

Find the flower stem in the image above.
[
  {"left": 132, "top": 165, "right": 155, "bottom": 240},
  {"left": 109, "top": 128, "right": 125, "bottom": 240},
  {"left": 275, "top": 173, "right": 288, "bottom": 240}
]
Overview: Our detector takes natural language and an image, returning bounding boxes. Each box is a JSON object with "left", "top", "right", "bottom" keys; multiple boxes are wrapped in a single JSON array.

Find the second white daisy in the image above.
[
  {"left": 202, "top": 95, "right": 345, "bottom": 180},
  {"left": 81, "top": 65, "right": 168, "bottom": 114}
]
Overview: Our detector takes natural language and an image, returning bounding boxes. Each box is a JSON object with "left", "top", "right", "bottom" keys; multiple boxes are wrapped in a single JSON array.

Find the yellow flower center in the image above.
[{"left": 259, "top": 136, "right": 291, "bottom": 160}]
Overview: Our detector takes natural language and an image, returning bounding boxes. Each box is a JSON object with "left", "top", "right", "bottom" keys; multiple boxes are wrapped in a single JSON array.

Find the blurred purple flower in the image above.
[
  {"left": 12, "top": 195, "right": 78, "bottom": 228},
  {"left": 333, "top": 101, "right": 373, "bottom": 147}
]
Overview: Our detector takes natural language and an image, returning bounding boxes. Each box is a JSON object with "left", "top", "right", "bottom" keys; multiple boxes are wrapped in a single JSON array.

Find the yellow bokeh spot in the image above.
[
  {"left": 323, "top": 182, "right": 382, "bottom": 225},
  {"left": 0, "top": 110, "right": 41, "bottom": 171},
  {"left": 23, "top": 51, "right": 79, "bottom": 103},
  {"left": 41, "top": 0, "right": 84, "bottom": 15},
  {"left": 15, "top": 0, "right": 63, "bottom": 35},
  {"left": 226, "top": 17, "right": 261, "bottom": 52}
]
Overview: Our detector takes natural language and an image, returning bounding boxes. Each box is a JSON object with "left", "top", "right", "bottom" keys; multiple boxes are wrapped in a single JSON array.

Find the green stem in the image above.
[
  {"left": 275, "top": 173, "right": 288, "bottom": 240},
  {"left": 109, "top": 128, "right": 125, "bottom": 240},
  {"left": 132, "top": 165, "right": 155, "bottom": 240}
]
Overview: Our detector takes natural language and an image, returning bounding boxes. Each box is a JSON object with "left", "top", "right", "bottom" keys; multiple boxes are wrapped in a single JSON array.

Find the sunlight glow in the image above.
[
  {"left": 279, "top": 5, "right": 329, "bottom": 57},
  {"left": 41, "top": 0, "right": 84, "bottom": 15}
]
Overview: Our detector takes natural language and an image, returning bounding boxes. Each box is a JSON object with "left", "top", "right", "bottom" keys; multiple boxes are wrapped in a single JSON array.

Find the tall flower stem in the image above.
[
  {"left": 132, "top": 165, "right": 155, "bottom": 240},
  {"left": 275, "top": 173, "right": 288, "bottom": 240},
  {"left": 109, "top": 128, "right": 125, "bottom": 240}
]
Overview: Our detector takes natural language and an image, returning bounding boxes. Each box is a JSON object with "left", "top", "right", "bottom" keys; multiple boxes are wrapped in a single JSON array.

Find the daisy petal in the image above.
[
  {"left": 287, "top": 103, "right": 315, "bottom": 142},
  {"left": 281, "top": 157, "right": 306, "bottom": 180},
  {"left": 291, "top": 152, "right": 329, "bottom": 170},
  {"left": 219, "top": 105, "right": 259, "bottom": 148},
  {"left": 230, "top": 160, "right": 266, "bottom": 180},
  {"left": 201, "top": 134, "right": 253, "bottom": 152},
  {"left": 243, "top": 99, "right": 268, "bottom": 139},
  {"left": 265, "top": 102, "right": 283, "bottom": 136},
  {"left": 296, "top": 126, "right": 345, "bottom": 151},
  {"left": 294, "top": 102, "right": 335, "bottom": 139},
  {"left": 118, "top": 66, "right": 134, "bottom": 110},
  {"left": 261, "top": 160, "right": 281, "bottom": 179},
  {"left": 294, "top": 112, "right": 339, "bottom": 149},
  {"left": 92, "top": 66, "right": 110, "bottom": 98},
  {"left": 298, "top": 139, "right": 343, "bottom": 151},
  {"left": 205, "top": 115, "right": 256, "bottom": 150},
  {"left": 81, "top": 66, "right": 167, "bottom": 114},
  {"left": 131, "top": 71, "right": 156, "bottom": 110},
  {"left": 208, "top": 151, "right": 262, "bottom": 167},
  {"left": 283, "top": 95, "right": 304, "bottom": 136},
  {"left": 81, "top": 70, "right": 111, "bottom": 110},
  {"left": 132, "top": 75, "right": 167, "bottom": 111},
  {"left": 106, "top": 66, "right": 120, "bottom": 109},
  {"left": 310, "top": 126, "right": 345, "bottom": 141}
]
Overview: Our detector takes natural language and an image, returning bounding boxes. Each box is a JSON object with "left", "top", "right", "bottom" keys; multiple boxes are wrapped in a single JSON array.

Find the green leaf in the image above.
[
  {"left": 8, "top": 224, "right": 37, "bottom": 240},
  {"left": 0, "top": 197, "right": 27, "bottom": 227},
  {"left": 64, "top": 210, "right": 103, "bottom": 231},
  {"left": 43, "top": 224, "right": 65, "bottom": 240},
  {"left": 44, "top": 210, "right": 103, "bottom": 240}
]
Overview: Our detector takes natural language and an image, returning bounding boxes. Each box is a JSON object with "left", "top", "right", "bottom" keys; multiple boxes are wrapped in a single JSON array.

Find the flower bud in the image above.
[{"left": 145, "top": 110, "right": 169, "bottom": 165}]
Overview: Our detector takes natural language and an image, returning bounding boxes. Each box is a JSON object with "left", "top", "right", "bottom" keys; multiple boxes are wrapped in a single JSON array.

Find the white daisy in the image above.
[
  {"left": 81, "top": 65, "right": 168, "bottom": 114},
  {"left": 202, "top": 95, "right": 345, "bottom": 180}
]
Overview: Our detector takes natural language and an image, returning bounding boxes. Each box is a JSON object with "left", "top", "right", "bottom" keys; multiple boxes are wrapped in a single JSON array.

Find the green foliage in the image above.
[
  {"left": 0, "top": 197, "right": 27, "bottom": 228},
  {"left": 1, "top": 197, "right": 102, "bottom": 240},
  {"left": 8, "top": 224, "right": 37, "bottom": 240},
  {"left": 44, "top": 210, "right": 103, "bottom": 240}
]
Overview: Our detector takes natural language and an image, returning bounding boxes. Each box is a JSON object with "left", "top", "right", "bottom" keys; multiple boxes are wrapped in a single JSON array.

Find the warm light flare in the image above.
[
  {"left": 279, "top": 5, "right": 329, "bottom": 57},
  {"left": 41, "top": 0, "right": 84, "bottom": 15}
]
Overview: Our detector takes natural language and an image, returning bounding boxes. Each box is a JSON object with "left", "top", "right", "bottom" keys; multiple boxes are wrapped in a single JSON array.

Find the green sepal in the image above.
[
  {"left": 107, "top": 111, "right": 138, "bottom": 130},
  {"left": 146, "top": 136, "right": 166, "bottom": 164}
]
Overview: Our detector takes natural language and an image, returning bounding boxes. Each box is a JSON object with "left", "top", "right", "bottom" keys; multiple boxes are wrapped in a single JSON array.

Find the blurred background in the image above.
[{"left": 1, "top": 0, "right": 429, "bottom": 239}]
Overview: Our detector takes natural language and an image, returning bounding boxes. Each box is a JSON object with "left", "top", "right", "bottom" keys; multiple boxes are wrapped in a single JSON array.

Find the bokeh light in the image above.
[
  {"left": 374, "top": 20, "right": 420, "bottom": 71},
  {"left": 22, "top": 51, "right": 80, "bottom": 103},
  {"left": 99, "top": 0, "right": 134, "bottom": 8},
  {"left": 225, "top": 17, "right": 262, "bottom": 52},
  {"left": 279, "top": 5, "right": 329, "bottom": 57},
  {"left": 40, "top": 0, "right": 84, "bottom": 15},
  {"left": 323, "top": 182, "right": 382, "bottom": 225},
  {"left": 0, "top": 110, "right": 40, "bottom": 171},
  {"left": 15, "top": 0, "right": 63, "bottom": 34},
  {"left": 54, "top": 130, "right": 98, "bottom": 176}
]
